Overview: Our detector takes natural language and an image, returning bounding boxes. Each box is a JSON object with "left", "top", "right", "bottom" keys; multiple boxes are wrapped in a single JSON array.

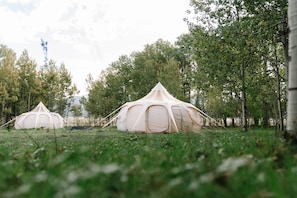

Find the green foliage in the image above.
[
  {"left": 131, "top": 40, "right": 183, "bottom": 99},
  {"left": 0, "top": 45, "right": 78, "bottom": 125},
  {"left": 86, "top": 39, "right": 184, "bottom": 117},
  {"left": 0, "top": 45, "right": 19, "bottom": 122},
  {"left": 38, "top": 60, "right": 78, "bottom": 114},
  {"left": 15, "top": 50, "right": 40, "bottom": 114},
  {"left": 85, "top": 78, "right": 107, "bottom": 117},
  {"left": 184, "top": 0, "right": 287, "bottom": 128},
  {"left": 71, "top": 105, "right": 83, "bottom": 117},
  {"left": 0, "top": 129, "right": 296, "bottom": 197}
]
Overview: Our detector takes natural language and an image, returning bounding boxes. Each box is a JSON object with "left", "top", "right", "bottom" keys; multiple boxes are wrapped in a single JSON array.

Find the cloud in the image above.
[{"left": 0, "top": 0, "right": 190, "bottom": 95}]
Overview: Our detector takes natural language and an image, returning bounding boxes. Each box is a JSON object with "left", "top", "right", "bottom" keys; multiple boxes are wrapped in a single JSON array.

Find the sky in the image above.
[{"left": 0, "top": 0, "right": 191, "bottom": 95}]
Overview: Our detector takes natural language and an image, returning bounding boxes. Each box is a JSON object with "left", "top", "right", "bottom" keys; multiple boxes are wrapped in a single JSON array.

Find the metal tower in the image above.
[{"left": 41, "top": 39, "right": 48, "bottom": 66}]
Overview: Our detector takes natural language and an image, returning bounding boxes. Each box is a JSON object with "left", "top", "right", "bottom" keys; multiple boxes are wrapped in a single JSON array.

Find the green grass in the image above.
[{"left": 0, "top": 127, "right": 296, "bottom": 198}]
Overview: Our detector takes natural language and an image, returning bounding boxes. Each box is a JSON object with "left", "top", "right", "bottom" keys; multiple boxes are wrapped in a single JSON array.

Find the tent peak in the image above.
[
  {"left": 141, "top": 82, "right": 179, "bottom": 102},
  {"left": 31, "top": 101, "right": 50, "bottom": 113},
  {"left": 154, "top": 82, "right": 165, "bottom": 90}
]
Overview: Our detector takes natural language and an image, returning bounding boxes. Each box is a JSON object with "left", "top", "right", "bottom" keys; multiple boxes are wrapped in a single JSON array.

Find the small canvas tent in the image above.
[
  {"left": 14, "top": 102, "right": 64, "bottom": 129},
  {"left": 116, "top": 82, "right": 203, "bottom": 133}
]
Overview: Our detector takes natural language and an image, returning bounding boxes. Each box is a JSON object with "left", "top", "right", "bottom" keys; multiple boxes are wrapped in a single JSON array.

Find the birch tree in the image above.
[{"left": 286, "top": 0, "right": 297, "bottom": 138}]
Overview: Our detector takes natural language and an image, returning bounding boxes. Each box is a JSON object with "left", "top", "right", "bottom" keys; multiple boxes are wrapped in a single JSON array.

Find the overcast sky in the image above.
[{"left": 0, "top": 0, "right": 191, "bottom": 95}]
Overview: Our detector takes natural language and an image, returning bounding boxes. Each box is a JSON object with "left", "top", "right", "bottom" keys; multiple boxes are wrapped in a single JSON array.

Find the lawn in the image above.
[{"left": 0, "top": 127, "right": 296, "bottom": 198}]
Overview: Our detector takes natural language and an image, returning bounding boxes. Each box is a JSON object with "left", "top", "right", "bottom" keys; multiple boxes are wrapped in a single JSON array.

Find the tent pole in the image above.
[
  {"left": 102, "top": 113, "right": 119, "bottom": 128},
  {"left": 196, "top": 108, "right": 224, "bottom": 128},
  {"left": 0, "top": 118, "right": 16, "bottom": 128},
  {"left": 95, "top": 106, "right": 123, "bottom": 126}
]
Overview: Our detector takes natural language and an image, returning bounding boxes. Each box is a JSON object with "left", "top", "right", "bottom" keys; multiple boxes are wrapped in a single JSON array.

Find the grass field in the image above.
[{"left": 0, "top": 127, "right": 296, "bottom": 198}]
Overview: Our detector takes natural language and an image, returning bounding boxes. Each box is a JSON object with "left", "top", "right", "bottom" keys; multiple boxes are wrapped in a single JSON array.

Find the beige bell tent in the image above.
[
  {"left": 116, "top": 82, "right": 203, "bottom": 133},
  {"left": 14, "top": 102, "right": 64, "bottom": 129}
]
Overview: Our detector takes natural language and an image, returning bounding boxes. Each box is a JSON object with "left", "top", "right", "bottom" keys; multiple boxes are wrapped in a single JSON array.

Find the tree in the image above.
[
  {"left": 108, "top": 55, "right": 136, "bottom": 103},
  {"left": 175, "top": 33, "right": 199, "bottom": 102},
  {"left": 0, "top": 44, "right": 19, "bottom": 123},
  {"left": 244, "top": 0, "right": 288, "bottom": 130},
  {"left": 131, "top": 39, "right": 183, "bottom": 99},
  {"left": 71, "top": 105, "right": 83, "bottom": 117},
  {"left": 38, "top": 60, "right": 78, "bottom": 115},
  {"left": 175, "top": 28, "right": 214, "bottom": 111},
  {"left": 15, "top": 50, "right": 40, "bottom": 113},
  {"left": 55, "top": 63, "right": 78, "bottom": 116},
  {"left": 187, "top": 0, "right": 288, "bottom": 130},
  {"left": 0, "top": 43, "right": 79, "bottom": 123},
  {"left": 86, "top": 76, "right": 112, "bottom": 117},
  {"left": 187, "top": 20, "right": 263, "bottom": 130},
  {"left": 286, "top": 0, "right": 297, "bottom": 139},
  {"left": 85, "top": 39, "right": 184, "bottom": 118},
  {"left": 71, "top": 104, "right": 83, "bottom": 125}
]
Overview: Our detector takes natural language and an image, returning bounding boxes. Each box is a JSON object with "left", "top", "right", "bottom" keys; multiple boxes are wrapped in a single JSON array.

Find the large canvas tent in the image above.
[
  {"left": 14, "top": 102, "right": 64, "bottom": 129},
  {"left": 116, "top": 82, "right": 203, "bottom": 133}
]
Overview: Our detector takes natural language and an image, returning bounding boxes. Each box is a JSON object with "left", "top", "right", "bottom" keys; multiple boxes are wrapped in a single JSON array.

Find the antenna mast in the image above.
[{"left": 41, "top": 39, "right": 48, "bottom": 66}]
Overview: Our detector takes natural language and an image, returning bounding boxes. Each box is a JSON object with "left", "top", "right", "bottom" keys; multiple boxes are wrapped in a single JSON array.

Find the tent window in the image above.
[{"left": 146, "top": 105, "right": 168, "bottom": 132}]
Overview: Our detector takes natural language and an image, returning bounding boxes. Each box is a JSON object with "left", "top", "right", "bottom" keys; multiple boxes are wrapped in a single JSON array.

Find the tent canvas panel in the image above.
[
  {"left": 36, "top": 114, "right": 51, "bottom": 128},
  {"left": 126, "top": 105, "right": 145, "bottom": 131},
  {"left": 146, "top": 105, "right": 169, "bottom": 132},
  {"left": 116, "top": 106, "right": 129, "bottom": 131},
  {"left": 14, "top": 114, "right": 28, "bottom": 129},
  {"left": 172, "top": 105, "right": 193, "bottom": 132},
  {"left": 187, "top": 107, "right": 202, "bottom": 132},
  {"left": 52, "top": 114, "right": 64, "bottom": 128}
]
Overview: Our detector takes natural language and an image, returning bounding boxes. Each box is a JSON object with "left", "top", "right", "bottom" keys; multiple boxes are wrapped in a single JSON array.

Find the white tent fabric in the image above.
[
  {"left": 116, "top": 82, "right": 202, "bottom": 133},
  {"left": 14, "top": 102, "right": 64, "bottom": 129}
]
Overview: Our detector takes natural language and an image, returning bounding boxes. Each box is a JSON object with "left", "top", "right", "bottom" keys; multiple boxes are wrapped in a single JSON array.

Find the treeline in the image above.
[
  {"left": 85, "top": 0, "right": 288, "bottom": 131},
  {"left": 0, "top": 1, "right": 288, "bottom": 130},
  {"left": 0, "top": 45, "right": 78, "bottom": 125}
]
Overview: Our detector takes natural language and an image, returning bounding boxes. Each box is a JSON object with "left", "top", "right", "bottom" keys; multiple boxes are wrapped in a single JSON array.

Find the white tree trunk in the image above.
[{"left": 286, "top": 0, "right": 297, "bottom": 135}]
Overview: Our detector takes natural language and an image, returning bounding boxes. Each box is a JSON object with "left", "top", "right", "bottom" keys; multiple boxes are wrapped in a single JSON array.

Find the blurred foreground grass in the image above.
[{"left": 0, "top": 128, "right": 296, "bottom": 198}]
